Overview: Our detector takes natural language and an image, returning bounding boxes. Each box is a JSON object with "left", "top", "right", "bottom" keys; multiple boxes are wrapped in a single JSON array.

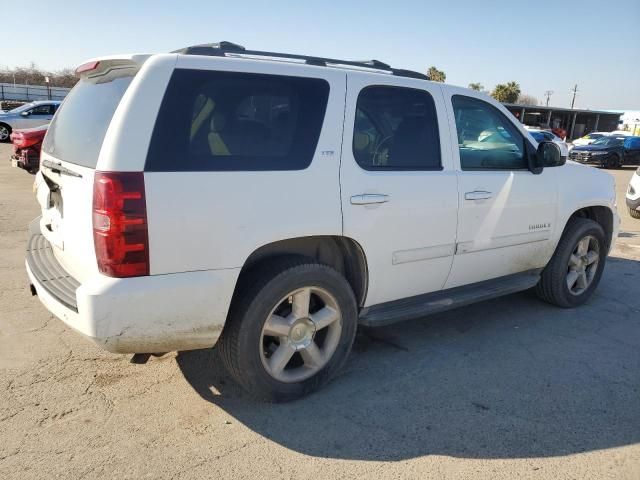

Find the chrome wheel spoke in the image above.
[
  {"left": 300, "top": 342, "right": 324, "bottom": 368},
  {"left": 576, "top": 271, "right": 588, "bottom": 289},
  {"left": 576, "top": 238, "right": 590, "bottom": 256},
  {"left": 263, "top": 314, "right": 290, "bottom": 337},
  {"left": 268, "top": 343, "right": 295, "bottom": 376},
  {"left": 291, "top": 288, "right": 311, "bottom": 319},
  {"left": 567, "top": 270, "right": 579, "bottom": 289},
  {"left": 310, "top": 306, "right": 339, "bottom": 331}
]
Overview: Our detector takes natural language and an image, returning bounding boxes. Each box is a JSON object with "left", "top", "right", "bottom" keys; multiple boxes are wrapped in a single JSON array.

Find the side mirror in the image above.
[
  {"left": 20, "top": 111, "right": 30, "bottom": 117},
  {"left": 533, "top": 141, "right": 564, "bottom": 173}
]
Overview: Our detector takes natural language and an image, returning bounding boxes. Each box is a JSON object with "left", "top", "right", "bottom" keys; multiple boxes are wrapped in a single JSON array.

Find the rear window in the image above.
[
  {"left": 42, "top": 70, "right": 135, "bottom": 168},
  {"left": 145, "top": 69, "right": 330, "bottom": 172}
]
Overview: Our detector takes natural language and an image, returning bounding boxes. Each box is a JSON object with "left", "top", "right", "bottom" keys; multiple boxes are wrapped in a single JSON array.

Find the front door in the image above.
[
  {"left": 19, "top": 104, "right": 55, "bottom": 129},
  {"left": 340, "top": 74, "right": 458, "bottom": 307},
  {"left": 443, "top": 92, "right": 559, "bottom": 289}
]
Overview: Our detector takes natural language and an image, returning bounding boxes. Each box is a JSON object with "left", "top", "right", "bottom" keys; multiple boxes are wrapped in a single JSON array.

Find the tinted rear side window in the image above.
[
  {"left": 353, "top": 86, "right": 441, "bottom": 170},
  {"left": 146, "top": 69, "right": 330, "bottom": 172},
  {"left": 42, "top": 71, "right": 135, "bottom": 168}
]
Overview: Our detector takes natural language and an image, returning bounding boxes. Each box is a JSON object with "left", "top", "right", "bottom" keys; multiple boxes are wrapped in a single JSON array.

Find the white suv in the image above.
[{"left": 27, "top": 42, "right": 619, "bottom": 401}]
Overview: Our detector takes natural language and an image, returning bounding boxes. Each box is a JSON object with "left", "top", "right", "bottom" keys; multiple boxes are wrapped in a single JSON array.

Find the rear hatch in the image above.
[{"left": 36, "top": 60, "right": 140, "bottom": 283}]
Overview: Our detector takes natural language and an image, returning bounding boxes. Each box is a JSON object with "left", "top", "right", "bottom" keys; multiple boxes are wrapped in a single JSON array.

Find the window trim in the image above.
[
  {"left": 452, "top": 94, "right": 534, "bottom": 172},
  {"left": 352, "top": 84, "right": 443, "bottom": 172}
]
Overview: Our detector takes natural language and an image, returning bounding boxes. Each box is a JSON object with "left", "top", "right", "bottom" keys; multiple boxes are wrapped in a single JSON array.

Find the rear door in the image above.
[
  {"left": 37, "top": 62, "right": 141, "bottom": 282},
  {"left": 339, "top": 73, "right": 458, "bottom": 307}
]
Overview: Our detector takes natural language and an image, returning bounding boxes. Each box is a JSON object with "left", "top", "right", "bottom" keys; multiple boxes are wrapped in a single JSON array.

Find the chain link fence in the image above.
[{"left": 0, "top": 83, "right": 71, "bottom": 102}]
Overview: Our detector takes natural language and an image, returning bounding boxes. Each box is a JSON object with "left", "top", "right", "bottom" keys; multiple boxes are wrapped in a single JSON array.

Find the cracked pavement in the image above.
[{"left": 0, "top": 143, "right": 639, "bottom": 479}]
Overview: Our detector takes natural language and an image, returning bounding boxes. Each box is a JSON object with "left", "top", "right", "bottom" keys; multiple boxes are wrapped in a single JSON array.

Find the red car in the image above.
[{"left": 10, "top": 125, "right": 47, "bottom": 173}]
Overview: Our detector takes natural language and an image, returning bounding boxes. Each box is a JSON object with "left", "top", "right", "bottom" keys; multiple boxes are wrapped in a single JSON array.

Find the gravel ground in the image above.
[{"left": 1, "top": 143, "right": 639, "bottom": 479}]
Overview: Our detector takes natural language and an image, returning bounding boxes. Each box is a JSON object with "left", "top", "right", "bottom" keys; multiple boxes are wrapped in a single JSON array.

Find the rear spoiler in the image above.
[{"left": 75, "top": 55, "right": 152, "bottom": 79}]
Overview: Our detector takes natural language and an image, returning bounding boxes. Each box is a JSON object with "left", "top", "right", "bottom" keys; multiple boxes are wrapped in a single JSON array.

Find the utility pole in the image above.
[
  {"left": 570, "top": 84, "right": 578, "bottom": 109},
  {"left": 544, "top": 90, "right": 553, "bottom": 107}
]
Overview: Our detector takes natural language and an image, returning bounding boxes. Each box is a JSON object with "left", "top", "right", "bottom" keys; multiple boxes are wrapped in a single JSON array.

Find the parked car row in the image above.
[
  {"left": 0, "top": 101, "right": 59, "bottom": 142},
  {"left": 525, "top": 126, "right": 569, "bottom": 157},
  {"left": 569, "top": 135, "right": 640, "bottom": 169}
]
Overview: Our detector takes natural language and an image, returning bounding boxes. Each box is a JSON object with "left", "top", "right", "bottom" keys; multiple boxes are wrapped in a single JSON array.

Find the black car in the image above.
[{"left": 569, "top": 135, "right": 640, "bottom": 168}]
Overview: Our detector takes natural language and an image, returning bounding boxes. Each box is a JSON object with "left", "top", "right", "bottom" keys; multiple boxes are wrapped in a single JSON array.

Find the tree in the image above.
[
  {"left": 468, "top": 82, "right": 484, "bottom": 91},
  {"left": 0, "top": 63, "right": 78, "bottom": 88},
  {"left": 491, "top": 81, "right": 521, "bottom": 103},
  {"left": 427, "top": 66, "right": 446, "bottom": 83},
  {"left": 516, "top": 94, "right": 538, "bottom": 106}
]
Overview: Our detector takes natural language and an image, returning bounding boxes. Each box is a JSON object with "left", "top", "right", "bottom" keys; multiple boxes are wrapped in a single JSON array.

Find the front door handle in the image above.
[
  {"left": 464, "top": 190, "right": 493, "bottom": 201},
  {"left": 350, "top": 194, "right": 390, "bottom": 205}
]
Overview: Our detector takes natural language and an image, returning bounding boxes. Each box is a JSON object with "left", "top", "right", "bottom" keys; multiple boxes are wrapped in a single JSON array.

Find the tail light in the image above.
[
  {"left": 92, "top": 172, "right": 149, "bottom": 277},
  {"left": 11, "top": 129, "right": 47, "bottom": 148}
]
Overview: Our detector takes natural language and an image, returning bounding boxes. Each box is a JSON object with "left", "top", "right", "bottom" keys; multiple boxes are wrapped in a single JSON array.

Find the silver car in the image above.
[{"left": 0, "top": 101, "right": 61, "bottom": 141}]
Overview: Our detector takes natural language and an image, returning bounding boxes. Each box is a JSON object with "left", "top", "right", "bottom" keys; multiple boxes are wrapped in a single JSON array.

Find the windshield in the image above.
[
  {"left": 585, "top": 133, "right": 604, "bottom": 139},
  {"left": 7, "top": 103, "right": 35, "bottom": 113},
  {"left": 591, "top": 137, "right": 624, "bottom": 146},
  {"left": 42, "top": 70, "right": 135, "bottom": 168}
]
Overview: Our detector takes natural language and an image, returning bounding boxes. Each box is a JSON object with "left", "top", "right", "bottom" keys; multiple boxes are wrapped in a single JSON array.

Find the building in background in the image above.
[{"left": 503, "top": 103, "right": 623, "bottom": 140}]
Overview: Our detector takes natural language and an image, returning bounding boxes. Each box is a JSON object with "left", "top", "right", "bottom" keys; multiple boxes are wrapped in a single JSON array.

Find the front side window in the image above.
[
  {"left": 146, "top": 70, "right": 330, "bottom": 172},
  {"left": 30, "top": 105, "right": 54, "bottom": 115},
  {"left": 353, "top": 86, "right": 441, "bottom": 170},
  {"left": 452, "top": 95, "right": 527, "bottom": 170}
]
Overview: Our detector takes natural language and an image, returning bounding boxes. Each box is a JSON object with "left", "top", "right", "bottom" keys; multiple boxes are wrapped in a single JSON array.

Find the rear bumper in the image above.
[
  {"left": 26, "top": 230, "right": 240, "bottom": 353},
  {"left": 11, "top": 150, "right": 39, "bottom": 171}
]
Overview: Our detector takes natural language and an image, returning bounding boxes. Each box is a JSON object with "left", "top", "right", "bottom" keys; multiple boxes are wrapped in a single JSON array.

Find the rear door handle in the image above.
[
  {"left": 464, "top": 190, "right": 493, "bottom": 201},
  {"left": 350, "top": 194, "right": 390, "bottom": 205}
]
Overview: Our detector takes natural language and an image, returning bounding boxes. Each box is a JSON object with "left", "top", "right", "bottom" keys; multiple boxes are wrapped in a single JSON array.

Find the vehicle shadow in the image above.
[{"left": 176, "top": 256, "right": 640, "bottom": 461}]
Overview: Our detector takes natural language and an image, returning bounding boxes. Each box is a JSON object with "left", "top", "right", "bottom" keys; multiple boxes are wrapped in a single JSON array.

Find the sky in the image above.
[{"left": 3, "top": 0, "right": 639, "bottom": 110}]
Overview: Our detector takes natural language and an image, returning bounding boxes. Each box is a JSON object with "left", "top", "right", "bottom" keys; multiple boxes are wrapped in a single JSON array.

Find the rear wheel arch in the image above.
[{"left": 234, "top": 236, "right": 369, "bottom": 308}]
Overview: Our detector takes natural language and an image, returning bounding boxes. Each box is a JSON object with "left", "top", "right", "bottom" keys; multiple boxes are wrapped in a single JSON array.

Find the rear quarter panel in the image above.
[{"left": 143, "top": 57, "right": 347, "bottom": 273}]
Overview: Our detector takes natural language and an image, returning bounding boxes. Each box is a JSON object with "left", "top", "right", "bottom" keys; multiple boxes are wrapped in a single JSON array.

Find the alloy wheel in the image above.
[
  {"left": 260, "top": 286, "right": 342, "bottom": 383},
  {"left": 566, "top": 235, "right": 600, "bottom": 295}
]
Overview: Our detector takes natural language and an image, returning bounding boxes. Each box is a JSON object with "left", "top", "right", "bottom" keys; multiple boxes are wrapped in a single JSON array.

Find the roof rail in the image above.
[{"left": 172, "top": 42, "right": 429, "bottom": 80}]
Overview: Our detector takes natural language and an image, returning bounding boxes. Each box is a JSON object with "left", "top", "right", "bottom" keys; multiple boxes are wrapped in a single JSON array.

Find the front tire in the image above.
[
  {"left": 219, "top": 257, "right": 358, "bottom": 402},
  {"left": 536, "top": 218, "right": 607, "bottom": 308},
  {"left": 629, "top": 207, "right": 640, "bottom": 219},
  {"left": 605, "top": 154, "right": 621, "bottom": 169}
]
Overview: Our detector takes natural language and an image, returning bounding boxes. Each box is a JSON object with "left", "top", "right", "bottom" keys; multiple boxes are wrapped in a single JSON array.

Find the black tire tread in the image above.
[
  {"left": 629, "top": 207, "right": 640, "bottom": 219},
  {"left": 536, "top": 217, "right": 605, "bottom": 308},
  {"left": 218, "top": 256, "right": 356, "bottom": 401}
]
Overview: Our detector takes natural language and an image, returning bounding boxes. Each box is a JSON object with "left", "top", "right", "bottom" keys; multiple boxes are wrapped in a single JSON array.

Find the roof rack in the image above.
[{"left": 172, "top": 41, "right": 429, "bottom": 81}]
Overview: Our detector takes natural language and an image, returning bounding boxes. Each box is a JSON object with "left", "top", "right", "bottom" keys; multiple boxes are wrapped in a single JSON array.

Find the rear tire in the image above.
[
  {"left": 536, "top": 218, "right": 607, "bottom": 308},
  {"left": 219, "top": 257, "right": 358, "bottom": 402},
  {"left": 629, "top": 207, "right": 640, "bottom": 219},
  {"left": 0, "top": 123, "right": 11, "bottom": 142}
]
